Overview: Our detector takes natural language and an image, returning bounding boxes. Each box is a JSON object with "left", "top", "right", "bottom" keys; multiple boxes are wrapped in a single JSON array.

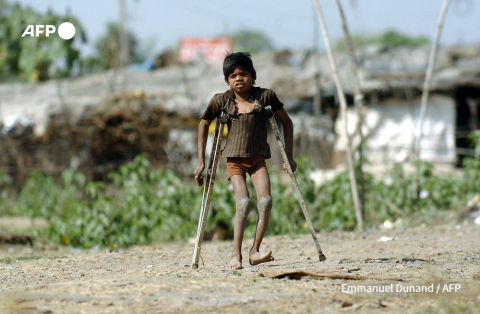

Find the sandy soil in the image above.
[{"left": 1, "top": 222, "right": 479, "bottom": 314}]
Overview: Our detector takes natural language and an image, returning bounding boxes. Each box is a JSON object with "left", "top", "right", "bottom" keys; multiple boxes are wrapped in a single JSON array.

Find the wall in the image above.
[{"left": 334, "top": 94, "right": 456, "bottom": 165}]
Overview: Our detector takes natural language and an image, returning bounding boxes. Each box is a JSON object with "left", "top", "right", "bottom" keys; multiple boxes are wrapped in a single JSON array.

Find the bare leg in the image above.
[
  {"left": 229, "top": 174, "right": 251, "bottom": 270},
  {"left": 249, "top": 167, "right": 274, "bottom": 266}
]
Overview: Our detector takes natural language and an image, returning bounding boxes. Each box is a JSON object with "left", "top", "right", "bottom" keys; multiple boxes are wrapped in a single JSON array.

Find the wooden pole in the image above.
[
  {"left": 334, "top": 0, "right": 366, "bottom": 224},
  {"left": 415, "top": 0, "right": 451, "bottom": 159},
  {"left": 312, "top": 0, "right": 363, "bottom": 230},
  {"left": 118, "top": 0, "right": 129, "bottom": 69},
  {"left": 264, "top": 106, "right": 326, "bottom": 262},
  {"left": 116, "top": 0, "right": 129, "bottom": 94},
  {"left": 192, "top": 113, "right": 227, "bottom": 269},
  {"left": 312, "top": 5, "right": 322, "bottom": 116}
]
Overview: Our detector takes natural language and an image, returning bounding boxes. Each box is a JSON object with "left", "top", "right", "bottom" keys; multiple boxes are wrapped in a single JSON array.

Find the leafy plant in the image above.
[
  {"left": 0, "top": 1, "right": 87, "bottom": 82},
  {"left": 0, "top": 170, "right": 14, "bottom": 214},
  {"left": 84, "top": 22, "right": 146, "bottom": 72},
  {"left": 2, "top": 152, "right": 480, "bottom": 248}
]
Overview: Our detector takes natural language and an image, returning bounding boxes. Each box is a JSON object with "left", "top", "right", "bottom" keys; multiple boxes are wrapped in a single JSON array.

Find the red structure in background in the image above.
[{"left": 177, "top": 37, "right": 233, "bottom": 64}]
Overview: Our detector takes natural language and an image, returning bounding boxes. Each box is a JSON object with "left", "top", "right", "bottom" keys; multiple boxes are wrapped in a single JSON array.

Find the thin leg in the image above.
[
  {"left": 249, "top": 167, "right": 274, "bottom": 266},
  {"left": 229, "top": 174, "right": 251, "bottom": 270}
]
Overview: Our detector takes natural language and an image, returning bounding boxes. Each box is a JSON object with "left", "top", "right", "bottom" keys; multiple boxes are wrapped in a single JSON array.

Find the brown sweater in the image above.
[{"left": 201, "top": 87, "right": 284, "bottom": 159}]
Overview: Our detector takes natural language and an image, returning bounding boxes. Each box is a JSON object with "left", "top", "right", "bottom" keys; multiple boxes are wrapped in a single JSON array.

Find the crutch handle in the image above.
[{"left": 263, "top": 105, "right": 274, "bottom": 118}]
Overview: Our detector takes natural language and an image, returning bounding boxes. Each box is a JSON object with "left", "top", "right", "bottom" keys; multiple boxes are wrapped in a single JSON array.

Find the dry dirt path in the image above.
[{"left": 1, "top": 224, "right": 479, "bottom": 313}]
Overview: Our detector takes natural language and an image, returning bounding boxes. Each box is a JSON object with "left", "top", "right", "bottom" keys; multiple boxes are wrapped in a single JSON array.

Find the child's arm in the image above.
[
  {"left": 194, "top": 119, "right": 213, "bottom": 186},
  {"left": 274, "top": 108, "right": 297, "bottom": 172}
]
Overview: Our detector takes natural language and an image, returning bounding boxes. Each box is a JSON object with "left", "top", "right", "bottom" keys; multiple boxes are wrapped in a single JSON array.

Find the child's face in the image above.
[{"left": 227, "top": 67, "right": 254, "bottom": 95}]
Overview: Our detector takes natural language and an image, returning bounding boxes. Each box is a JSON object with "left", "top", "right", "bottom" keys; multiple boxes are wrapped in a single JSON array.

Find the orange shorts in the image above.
[{"left": 226, "top": 156, "right": 267, "bottom": 180}]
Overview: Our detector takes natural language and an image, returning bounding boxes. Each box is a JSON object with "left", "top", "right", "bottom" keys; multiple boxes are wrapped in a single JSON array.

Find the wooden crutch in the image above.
[
  {"left": 192, "top": 111, "right": 227, "bottom": 269},
  {"left": 264, "top": 105, "right": 327, "bottom": 262}
]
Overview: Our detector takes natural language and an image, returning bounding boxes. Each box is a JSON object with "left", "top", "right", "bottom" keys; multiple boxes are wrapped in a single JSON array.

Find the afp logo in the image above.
[{"left": 21, "top": 22, "right": 76, "bottom": 40}]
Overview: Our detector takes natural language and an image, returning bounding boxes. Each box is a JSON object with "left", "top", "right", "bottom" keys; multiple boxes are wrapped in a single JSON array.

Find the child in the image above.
[{"left": 194, "top": 52, "right": 296, "bottom": 270}]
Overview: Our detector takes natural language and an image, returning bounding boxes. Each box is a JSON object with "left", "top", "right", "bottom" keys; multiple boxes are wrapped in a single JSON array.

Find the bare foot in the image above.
[
  {"left": 249, "top": 250, "right": 274, "bottom": 266},
  {"left": 228, "top": 258, "right": 243, "bottom": 270}
]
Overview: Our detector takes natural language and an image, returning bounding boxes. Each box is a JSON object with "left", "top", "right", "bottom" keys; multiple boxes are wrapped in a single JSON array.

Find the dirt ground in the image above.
[{"left": 0, "top": 219, "right": 479, "bottom": 314}]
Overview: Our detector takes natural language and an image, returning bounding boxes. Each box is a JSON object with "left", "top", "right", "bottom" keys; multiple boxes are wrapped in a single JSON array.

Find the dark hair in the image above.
[{"left": 223, "top": 52, "right": 256, "bottom": 84}]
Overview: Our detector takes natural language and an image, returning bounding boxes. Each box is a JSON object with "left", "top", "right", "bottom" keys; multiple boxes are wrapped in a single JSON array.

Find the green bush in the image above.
[
  {"left": 0, "top": 170, "right": 14, "bottom": 214},
  {"left": 334, "top": 29, "right": 429, "bottom": 51},
  {"left": 2, "top": 153, "right": 479, "bottom": 248},
  {"left": 48, "top": 155, "right": 203, "bottom": 248}
]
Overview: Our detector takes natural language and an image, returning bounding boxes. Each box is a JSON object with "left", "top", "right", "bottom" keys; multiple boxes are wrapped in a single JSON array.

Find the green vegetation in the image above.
[
  {"left": 0, "top": 0, "right": 87, "bottom": 82},
  {"left": 335, "top": 29, "right": 430, "bottom": 51},
  {"left": 229, "top": 29, "right": 274, "bottom": 54},
  {"left": 81, "top": 22, "right": 147, "bottom": 73},
  {"left": 0, "top": 0, "right": 149, "bottom": 81},
  {"left": 1, "top": 152, "right": 479, "bottom": 249}
]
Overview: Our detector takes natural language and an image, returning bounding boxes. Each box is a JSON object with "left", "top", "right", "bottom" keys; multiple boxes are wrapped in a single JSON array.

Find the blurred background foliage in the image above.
[
  {"left": 1, "top": 153, "right": 479, "bottom": 249},
  {"left": 0, "top": 0, "right": 148, "bottom": 81},
  {"left": 229, "top": 29, "right": 275, "bottom": 54},
  {"left": 334, "top": 29, "right": 430, "bottom": 51},
  {"left": 81, "top": 22, "right": 147, "bottom": 73},
  {"left": 0, "top": 0, "right": 87, "bottom": 82}
]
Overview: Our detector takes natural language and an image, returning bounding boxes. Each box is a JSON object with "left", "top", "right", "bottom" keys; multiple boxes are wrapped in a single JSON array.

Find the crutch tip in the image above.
[{"left": 319, "top": 253, "right": 327, "bottom": 262}]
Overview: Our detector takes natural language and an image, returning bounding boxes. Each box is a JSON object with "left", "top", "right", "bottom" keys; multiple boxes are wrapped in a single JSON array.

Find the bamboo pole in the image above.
[
  {"left": 117, "top": 0, "right": 129, "bottom": 94},
  {"left": 312, "top": 5, "right": 322, "bottom": 116},
  {"left": 334, "top": 0, "right": 365, "bottom": 223},
  {"left": 118, "top": 0, "right": 129, "bottom": 69},
  {"left": 415, "top": 0, "right": 451, "bottom": 159},
  {"left": 312, "top": 0, "right": 363, "bottom": 230}
]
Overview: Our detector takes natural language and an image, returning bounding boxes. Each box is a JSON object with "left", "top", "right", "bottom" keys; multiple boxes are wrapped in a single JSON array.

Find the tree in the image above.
[
  {"left": 334, "top": 29, "right": 429, "bottom": 51},
  {"left": 84, "top": 22, "right": 145, "bottom": 72},
  {"left": 0, "top": 1, "right": 87, "bottom": 82},
  {"left": 230, "top": 30, "right": 274, "bottom": 54},
  {"left": 375, "top": 29, "right": 429, "bottom": 48}
]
